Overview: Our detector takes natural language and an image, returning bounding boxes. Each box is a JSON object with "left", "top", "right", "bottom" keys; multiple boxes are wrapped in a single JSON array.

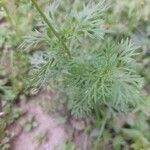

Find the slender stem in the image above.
[
  {"left": 1, "top": 1, "right": 19, "bottom": 34},
  {"left": 94, "top": 110, "right": 110, "bottom": 150},
  {"left": 31, "top": 0, "right": 71, "bottom": 58}
]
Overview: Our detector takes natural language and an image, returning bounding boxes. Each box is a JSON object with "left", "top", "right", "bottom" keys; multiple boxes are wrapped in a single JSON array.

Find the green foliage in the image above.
[
  {"left": 0, "top": 27, "right": 7, "bottom": 48},
  {"left": 117, "top": 112, "right": 150, "bottom": 150},
  {"left": 62, "top": 142, "right": 76, "bottom": 150},
  {"left": 0, "top": 1, "right": 31, "bottom": 149},
  {"left": 103, "top": 0, "right": 150, "bottom": 35},
  {"left": 0, "top": 0, "right": 149, "bottom": 149},
  {"left": 19, "top": 115, "right": 38, "bottom": 132},
  {"left": 92, "top": 110, "right": 150, "bottom": 150},
  {"left": 0, "top": 104, "right": 24, "bottom": 150},
  {"left": 1, "top": 0, "right": 33, "bottom": 36},
  {"left": 22, "top": 0, "right": 144, "bottom": 118},
  {"left": 131, "top": 24, "right": 150, "bottom": 85},
  {"left": 33, "top": 131, "right": 47, "bottom": 147}
]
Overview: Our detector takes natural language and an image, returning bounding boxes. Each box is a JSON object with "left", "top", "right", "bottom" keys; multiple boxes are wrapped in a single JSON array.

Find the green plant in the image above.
[
  {"left": 113, "top": 111, "right": 150, "bottom": 150},
  {"left": 1, "top": 0, "right": 33, "bottom": 37},
  {"left": 22, "top": 0, "right": 143, "bottom": 117},
  {"left": 19, "top": 115, "right": 38, "bottom": 132},
  {"left": 62, "top": 142, "right": 76, "bottom": 150},
  {"left": 131, "top": 25, "right": 150, "bottom": 85},
  {"left": 0, "top": 103, "right": 24, "bottom": 150},
  {"left": 0, "top": 135, "right": 11, "bottom": 150},
  {"left": 102, "top": 0, "right": 150, "bottom": 35},
  {"left": 33, "top": 131, "right": 47, "bottom": 147},
  {"left": 22, "top": 0, "right": 144, "bottom": 119},
  {"left": 0, "top": 1, "right": 32, "bottom": 148}
]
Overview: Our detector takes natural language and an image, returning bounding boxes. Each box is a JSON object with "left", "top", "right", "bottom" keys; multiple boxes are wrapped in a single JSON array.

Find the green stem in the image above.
[
  {"left": 31, "top": 0, "right": 71, "bottom": 58},
  {"left": 1, "top": 1, "right": 19, "bottom": 35},
  {"left": 94, "top": 110, "right": 110, "bottom": 150}
]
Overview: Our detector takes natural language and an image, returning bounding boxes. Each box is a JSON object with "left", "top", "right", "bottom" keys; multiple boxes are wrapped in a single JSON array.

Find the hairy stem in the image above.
[{"left": 31, "top": 0, "right": 71, "bottom": 58}]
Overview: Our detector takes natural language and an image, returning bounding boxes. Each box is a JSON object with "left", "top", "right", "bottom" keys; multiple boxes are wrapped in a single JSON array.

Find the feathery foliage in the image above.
[{"left": 22, "top": 0, "right": 144, "bottom": 118}]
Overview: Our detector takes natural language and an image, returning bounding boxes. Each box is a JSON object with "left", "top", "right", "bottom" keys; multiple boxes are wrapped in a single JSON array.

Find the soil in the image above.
[{"left": 10, "top": 89, "right": 92, "bottom": 150}]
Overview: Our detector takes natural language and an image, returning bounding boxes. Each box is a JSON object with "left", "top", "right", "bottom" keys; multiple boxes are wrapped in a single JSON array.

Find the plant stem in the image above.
[
  {"left": 1, "top": 1, "right": 19, "bottom": 35},
  {"left": 31, "top": 0, "right": 71, "bottom": 58},
  {"left": 94, "top": 110, "right": 110, "bottom": 150}
]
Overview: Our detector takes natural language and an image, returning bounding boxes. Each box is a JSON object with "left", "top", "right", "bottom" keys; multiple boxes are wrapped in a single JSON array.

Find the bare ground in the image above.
[{"left": 10, "top": 89, "right": 92, "bottom": 150}]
